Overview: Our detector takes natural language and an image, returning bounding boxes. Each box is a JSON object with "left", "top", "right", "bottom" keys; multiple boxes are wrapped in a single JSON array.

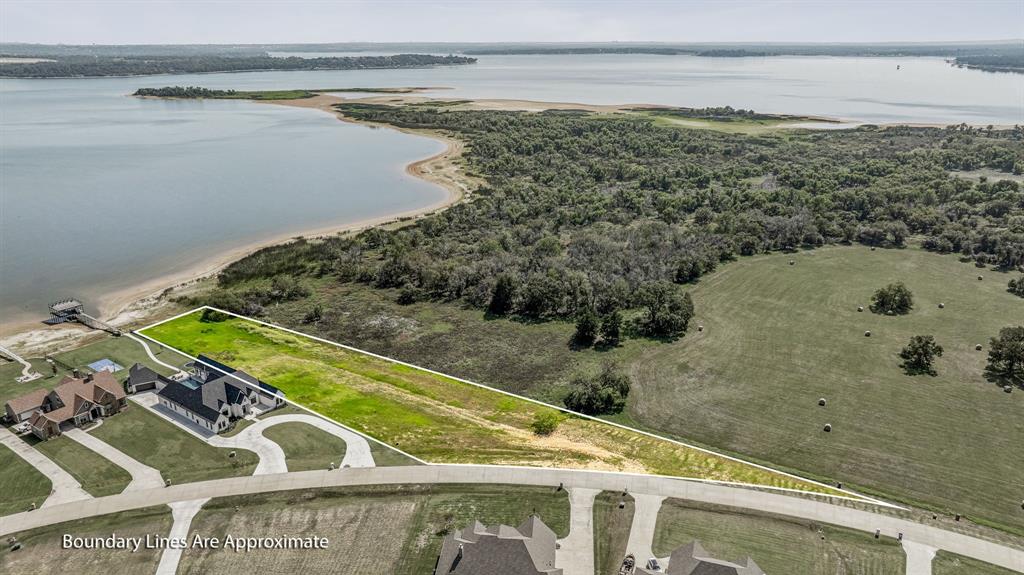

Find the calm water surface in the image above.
[{"left": 1, "top": 54, "right": 1021, "bottom": 326}]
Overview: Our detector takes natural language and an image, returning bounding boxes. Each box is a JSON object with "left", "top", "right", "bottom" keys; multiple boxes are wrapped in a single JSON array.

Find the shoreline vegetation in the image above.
[{"left": 0, "top": 53, "right": 476, "bottom": 78}]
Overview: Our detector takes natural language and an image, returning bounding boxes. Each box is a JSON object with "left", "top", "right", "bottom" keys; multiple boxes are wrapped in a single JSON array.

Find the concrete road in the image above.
[
  {"left": 624, "top": 493, "right": 667, "bottom": 568},
  {"left": 1, "top": 465, "right": 1022, "bottom": 572},
  {"left": 64, "top": 428, "right": 164, "bottom": 491},
  {"left": 0, "top": 427, "right": 91, "bottom": 508},
  {"left": 555, "top": 488, "right": 600, "bottom": 575}
]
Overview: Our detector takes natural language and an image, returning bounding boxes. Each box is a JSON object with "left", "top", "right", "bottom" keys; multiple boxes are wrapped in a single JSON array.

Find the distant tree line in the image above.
[
  {"left": 201, "top": 104, "right": 1024, "bottom": 348},
  {"left": 0, "top": 54, "right": 476, "bottom": 78},
  {"left": 134, "top": 86, "right": 237, "bottom": 98}
]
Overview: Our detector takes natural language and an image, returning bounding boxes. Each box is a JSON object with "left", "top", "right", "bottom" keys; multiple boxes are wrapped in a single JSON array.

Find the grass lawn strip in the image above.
[
  {"left": 31, "top": 435, "right": 131, "bottom": 497},
  {"left": 0, "top": 442, "right": 51, "bottom": 516},
  {"left": 261, "top": 421, "right": 348, "bottom": 472},
  {"left": 140, "top": 310, "right": 855, "bottom": 498},
  {"left": 652, "top": 498, "right": 906, "bottom": 574},
  {"left": 90, "top": 405, "right": 258, "bottom": 485}
]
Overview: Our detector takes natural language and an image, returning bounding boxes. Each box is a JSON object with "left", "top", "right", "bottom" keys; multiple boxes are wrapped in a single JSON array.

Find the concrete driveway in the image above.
[
  {"left": 64, "top": 427, "right": 164, "bottom": 491},
  {"left": 555, "top": 487, "right": 600, "bottom": 575},
  {"left": 130, "top": 392, "right": 375, "bottom": 473},
  {"left": 0, "top": 427, "right": 91, "bottom": 508}
]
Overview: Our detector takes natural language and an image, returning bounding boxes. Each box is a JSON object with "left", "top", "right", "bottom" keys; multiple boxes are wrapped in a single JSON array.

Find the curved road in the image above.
[{"left": 1, "top": 464, "right": 1021, "bottom": 572}]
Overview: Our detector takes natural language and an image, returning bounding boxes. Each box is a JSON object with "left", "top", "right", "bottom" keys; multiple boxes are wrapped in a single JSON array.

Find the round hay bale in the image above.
[
  {"left": 976, "top": 344, "right": 983, "bottom": 351},
  {"left": 870, "top": 247, "right": 876, "bottom": 251},
  {"left": 697, "top": 325, "right": 704, "bottom": 332},
  {"left": 1005, "top": 385, "right": 1013, "bottom": 394},
  {"left": 857, "top": 306, "right": 864, "bottom": 312},
  {"left": 938, "top": 302, "right": 945, "bottom": 309},
  {"left": 823, "top": 423, "right": 833, "bottom": 432},
  {"left": 789, "top": 260, "right": 795, "bottom": 265},
  {"left": 864, "top": 330, "right": 872, "bottom": 337},
  {"left": 228, "top": 450, "right": 236, "bottom": 458},
  {"left": 818, "top": 398, "right": 827, "bottom": 406},
  {"left": 978, "top": 275, "right": 984, "bottom": 281}
]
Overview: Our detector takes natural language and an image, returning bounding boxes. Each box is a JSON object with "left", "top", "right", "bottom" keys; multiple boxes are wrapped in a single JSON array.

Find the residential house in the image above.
[
  {"left": 4, "top": 371, "right": 128, "bottom": 440},
  {"left": 637, "top": 540, "right": 764, "bottom": 575},
  {"left": 434, "top": 515, "right": 562, "bottom": 575},
  {"left": 154, "top": 354, "right": 284, "bottom": 433},
  {"left": 125, "top": 363, "right": 173, "bottom": 394}
]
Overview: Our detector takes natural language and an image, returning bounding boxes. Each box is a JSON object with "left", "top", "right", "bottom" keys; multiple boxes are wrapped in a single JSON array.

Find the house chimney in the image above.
[
  {"left": 84, "top": 373, "right": 93, "bottom": 383},
  {"left": 72, "top": 368, "right": 80, "bottom": 379}
]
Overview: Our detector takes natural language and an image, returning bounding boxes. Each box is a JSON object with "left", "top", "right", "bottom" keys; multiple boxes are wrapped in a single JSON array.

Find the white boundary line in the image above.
[{"left": 137, "top": 306, "right": 898, "bottom": 508}]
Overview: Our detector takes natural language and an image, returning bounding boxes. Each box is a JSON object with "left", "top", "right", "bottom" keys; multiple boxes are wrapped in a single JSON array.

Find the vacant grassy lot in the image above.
[
  {"left": 177, "top": 484, "right": 568, "bottom": 574},
  {"left": 0, "top": 442, "right": 51, "bottom": 516},
  {"left": 933, "top": 551, "right": 1020, "bottom": 575},
  {"left": 143, "top": 313, "right": 842, "bottom": 495},
  {"left": 593, "top": 492, "right": 635, "bottom": 575},
  {"left": 653, "top": 498, "right": 905, "bottom": 574},
  {"left": 0, "top": 506, "right": 171, "bottom": 574},
  {"left": 32, "top": 435, "right": 131, "bottom": 496},
  {"left": 261, "top": 421, "right": 348, "bottom": 472},
  {"left": 630, "top": 246, "right": 1023, "bottom": 533},
  {"left": 91, "top": 405, "right": 257, "bottom": 484}
]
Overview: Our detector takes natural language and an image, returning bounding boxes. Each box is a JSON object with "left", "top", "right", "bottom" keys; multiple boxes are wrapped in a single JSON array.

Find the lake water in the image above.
[{"left": 1, "top": 54, "right": 1021, "bottom": 329}]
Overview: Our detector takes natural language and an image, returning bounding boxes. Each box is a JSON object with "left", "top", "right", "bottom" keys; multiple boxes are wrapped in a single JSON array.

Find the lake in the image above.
[{"left": 1, "top": 54, "right": 1021, "bottom": 330}]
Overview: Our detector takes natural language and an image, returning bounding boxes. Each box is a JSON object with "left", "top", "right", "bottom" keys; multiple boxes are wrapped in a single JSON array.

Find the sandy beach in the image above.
[{"left": 0, "top": 93, "right": 479, "bottom": 355}]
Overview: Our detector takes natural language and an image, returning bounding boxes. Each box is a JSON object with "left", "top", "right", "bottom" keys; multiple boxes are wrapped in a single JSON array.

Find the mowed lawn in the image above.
[
  {"left": 0, "top": 506, "right": 171, "bottom": 574},
  {"left": 630, "top": 246, "right": 1023, "bottom": 533},
  {"left": 177, "top": 484, "right": 569, "bottom": 575},
  {"left": 90, "top": 406, "right": 258, "bottom": 484},
  {"left": 0, "top": 443, "right": 51, "bottom": 516},
  {"left": 142, "top": 313, "right": 842, "bottom": 495},
  {"left": 261, "top": 421, "right": 348, "bottom": 472},
  {"left": 32, "top": 435, "right": 131, "bottom": 496},
  {"left": 652, "top": 498, "right": 905, "bottom": 574}
]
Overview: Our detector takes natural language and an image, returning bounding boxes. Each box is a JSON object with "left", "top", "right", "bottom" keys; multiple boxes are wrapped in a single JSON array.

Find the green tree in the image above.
[
  {"left": 899, "top": 335, "right": 944, "bottom": 376},
  {"left": 1009, "top": 275, "right": 1024, "bottom": 298},
  {"left": 563, "top": 364, "right": 631, "bottom": 415},
  {"left": 986, "top": 326, "right": 1024, "bottom": 387},
  {"left": 488, "top": 274, "right": 517, "bottom": 315},
  {"left": 530, "top": 411, "right": 564, "bottom": 436},
  {"left": 574, "top": 307, "right": 599, "bottom": 346},
  {"left": 636, "top": 281, "right": 694, "bottom": 338},
  {"left": 870, "top": 282, "right": 914, "bottom": 315},
  {"left": 600, "top": 310, "right": 623, "bottom": 346}
]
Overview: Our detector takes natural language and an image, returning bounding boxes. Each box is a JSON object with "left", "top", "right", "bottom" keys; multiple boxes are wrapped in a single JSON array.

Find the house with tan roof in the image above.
[{"left": 4, "top": 371, "right": 127, "bottom": 440}]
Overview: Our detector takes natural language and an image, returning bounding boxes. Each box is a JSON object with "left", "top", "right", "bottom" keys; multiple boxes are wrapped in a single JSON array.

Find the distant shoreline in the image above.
[{"left": 0, "top": 93, "right": 475, "bottom": 352}]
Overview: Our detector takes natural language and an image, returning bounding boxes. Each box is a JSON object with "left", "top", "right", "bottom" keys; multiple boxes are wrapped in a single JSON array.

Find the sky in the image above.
[{"left": 1, "top": 0, "right": 1021, "bottom": 45}]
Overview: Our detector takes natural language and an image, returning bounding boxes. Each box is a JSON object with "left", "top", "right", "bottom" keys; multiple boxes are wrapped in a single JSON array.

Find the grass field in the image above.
[
  {"left": 32, "top": 435, "right": 131, "bottom": 496},
  {"left": 176, "top": 484, "right": 569, "bottom": 574},
  {"left": 593, "top": 492, "right": 635, "bottom": 575},
  {"left": 652, "top": 498, "right": 905, "bottom": 574},
  {"left": 0, "top": 506, "right": 171, "bottom": 574},
  {"left": 0, "top": 443, "right": 51, "bottom": 516},
  {"left": 933, "top": 551, "right": 1020, "bottom": 575},
  {"left": 142, "top": 312, "right": 845, "bottom": 495},
  {"left": 90, "top": 405, "right": 258, "bottom": 484},
  {"left": 630, "top": 246, "right": 1023, "bottom": 533},
  {"left": 261, "top": 421, "right": 348, "bottom": 472}
]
